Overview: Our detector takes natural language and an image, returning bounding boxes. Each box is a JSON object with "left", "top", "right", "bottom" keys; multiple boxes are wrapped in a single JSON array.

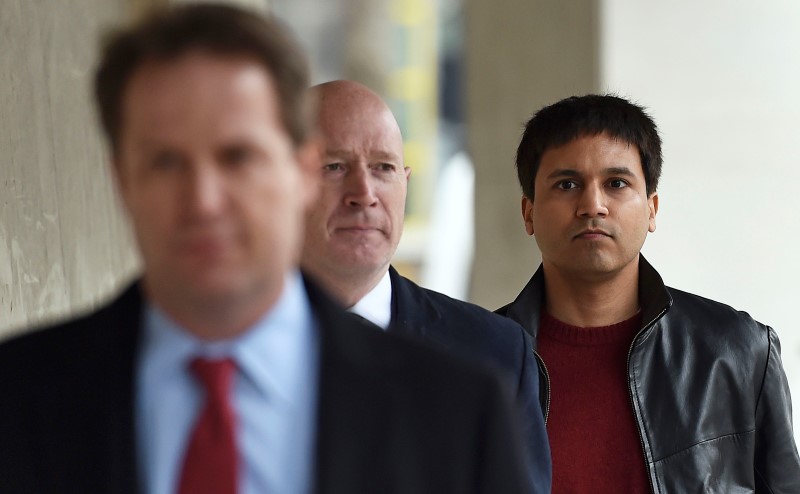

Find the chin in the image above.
[
  {"left": 558, "top": 253, "right": 613, "bottom": 274},
  {"left": 332, "top": 255, "right": 387, "bottom": 275},
  {"left": 186, "top": 277, "right": 246, "bottom": 300},
  {"left": 184, "top": 263, "right": 261, "bottom": 291},
  {"left": 329, "top": 243, "right": 386, "bottom": 265},
  {"left": 587, "top": 259, "right": 633, "bottom": 277}
]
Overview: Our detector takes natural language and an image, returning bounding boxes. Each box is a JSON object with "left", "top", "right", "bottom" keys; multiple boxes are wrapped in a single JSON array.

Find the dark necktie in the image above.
[{"left": 178, "top": 357, "right": 238, "bottom": 494}]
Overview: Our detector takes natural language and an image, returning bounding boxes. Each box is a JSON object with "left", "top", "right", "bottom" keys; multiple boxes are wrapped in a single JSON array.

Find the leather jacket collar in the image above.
[{"left": 502, "top": 255, "right": 672, "bottom": 342}]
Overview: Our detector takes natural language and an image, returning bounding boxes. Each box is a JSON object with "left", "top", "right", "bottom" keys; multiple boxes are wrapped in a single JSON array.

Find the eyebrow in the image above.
[{"left": 545, "top": 166, "right": 636, "bottom": 180}]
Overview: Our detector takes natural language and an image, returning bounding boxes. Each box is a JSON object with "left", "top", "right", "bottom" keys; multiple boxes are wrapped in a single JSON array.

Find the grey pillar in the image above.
[
  {"left": 0, "top": 0, "right": 136, "bottom": 338},
  {"left": 465, "top": 0, "right": 600, "bottom": 309}
]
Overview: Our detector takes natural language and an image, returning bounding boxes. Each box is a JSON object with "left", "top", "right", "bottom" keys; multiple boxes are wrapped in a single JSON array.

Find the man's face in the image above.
[
  {"left": 115, "top": 52, "right": 315, "bottom": 316},
  {"left": 302, "top": 99, "right": 410, "bottom": 282},
  {"left": 522, "top": 133, "right": 657, "bottom": 281}
]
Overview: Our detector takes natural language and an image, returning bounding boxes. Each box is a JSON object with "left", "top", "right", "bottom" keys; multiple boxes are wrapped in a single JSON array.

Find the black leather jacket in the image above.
[{"left": 497, "top": 256, "right": 800, "bottom": 493}]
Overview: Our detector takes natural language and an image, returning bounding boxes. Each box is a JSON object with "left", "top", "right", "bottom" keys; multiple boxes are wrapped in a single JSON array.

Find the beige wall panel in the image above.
[
  {"left": 0, "top": 0, "right": 138, "bottom": 338},
  {"left": 465, "top": 0, "right": 600, "bottom": 309}
]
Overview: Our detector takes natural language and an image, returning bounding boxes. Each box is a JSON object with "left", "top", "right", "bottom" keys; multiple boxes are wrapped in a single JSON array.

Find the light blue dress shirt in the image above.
[{"left": 136, "top": 272, "right": 319, "bottom": 494}]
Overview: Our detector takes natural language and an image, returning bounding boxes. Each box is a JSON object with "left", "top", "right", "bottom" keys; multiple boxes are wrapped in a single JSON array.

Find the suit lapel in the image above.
[
  {"left": 306, "top": 276, "right": 388, "bottom": 493},
  {"left": 387, "top": 266, "right": 439, "bottom": 338},
  {"left": 104, "top": 284, "right": 144, "bottom": 494},
  {"left": 306, "top": 276, "right": 342, "bottom": 493}
]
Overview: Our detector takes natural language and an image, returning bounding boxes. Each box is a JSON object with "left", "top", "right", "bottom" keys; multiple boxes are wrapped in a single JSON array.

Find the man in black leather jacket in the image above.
[{"left": 497, "top": 94, "right": 800, "bottom": 493}]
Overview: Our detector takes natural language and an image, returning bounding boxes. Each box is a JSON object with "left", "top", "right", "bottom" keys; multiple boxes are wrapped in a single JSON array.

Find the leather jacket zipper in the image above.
[
  {"left": 534, "top": 350, "right": 551, "bottom": 423},
  {"left": 626, "top": 307, "right": 668, "bottom": 494}
]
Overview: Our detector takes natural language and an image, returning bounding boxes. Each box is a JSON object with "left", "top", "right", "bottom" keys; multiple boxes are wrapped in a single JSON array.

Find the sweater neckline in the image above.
[{"left": 540, "top": 311, "right": 642, "bottom": 346}]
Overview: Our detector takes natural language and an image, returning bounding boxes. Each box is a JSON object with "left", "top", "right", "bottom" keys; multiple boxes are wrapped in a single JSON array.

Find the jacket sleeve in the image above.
[
  {"left": 753, "top": 327, "right": 800, "bottom": 493},
  {"left": 515, "top": 329, "right": 552, "bottom": 494}
]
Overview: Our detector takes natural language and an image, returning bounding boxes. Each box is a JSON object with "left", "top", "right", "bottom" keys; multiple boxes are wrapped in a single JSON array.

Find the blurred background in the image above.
[{"left": 2, "top": 0, "right": 799, "bottom": 439}]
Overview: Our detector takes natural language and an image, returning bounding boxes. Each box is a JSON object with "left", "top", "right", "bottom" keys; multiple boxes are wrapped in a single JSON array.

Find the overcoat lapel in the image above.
[{"left": 386, "top": 266, "right": 439, "bottom": 338}]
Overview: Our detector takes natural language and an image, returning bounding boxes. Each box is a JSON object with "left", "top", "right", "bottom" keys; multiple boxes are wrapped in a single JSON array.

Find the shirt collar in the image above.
[
  {"left": 141, "top": 270, "right": 314, "bottom": 404},
  {"left": 348, "top": 269, "right": 392, "bottom": 330}
]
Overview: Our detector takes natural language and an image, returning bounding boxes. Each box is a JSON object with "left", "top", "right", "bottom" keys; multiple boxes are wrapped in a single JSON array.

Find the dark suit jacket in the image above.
[
  {"left": 0, "top": 278, "right": 530, "bottom": 493},
  {"left": 387, "top": 267, "right": 551, "bottom": 493}
]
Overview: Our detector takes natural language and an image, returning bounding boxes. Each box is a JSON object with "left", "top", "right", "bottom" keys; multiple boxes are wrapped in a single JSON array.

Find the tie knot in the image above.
[{"left": 190, "top": 357, "right": 236, "bottom": 396}]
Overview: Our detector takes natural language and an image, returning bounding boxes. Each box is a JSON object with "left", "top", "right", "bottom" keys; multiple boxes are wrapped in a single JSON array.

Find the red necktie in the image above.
[{"left": 178, "top": 357, "right": 239, "bottom": 494}]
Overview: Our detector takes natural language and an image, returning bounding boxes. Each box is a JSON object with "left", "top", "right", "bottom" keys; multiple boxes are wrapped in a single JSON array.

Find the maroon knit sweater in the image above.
[{"left": 538, "top": 311, "right": 650, "bottom": 493}]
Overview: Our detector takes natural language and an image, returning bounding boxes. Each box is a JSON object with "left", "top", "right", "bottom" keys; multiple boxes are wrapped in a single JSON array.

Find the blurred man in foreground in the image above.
[
  {"left": 301, "top": 80, "right": 550, "bottom": 493},
  {"left": 0, "top": 5, "right": 531, "bottom": 493}
]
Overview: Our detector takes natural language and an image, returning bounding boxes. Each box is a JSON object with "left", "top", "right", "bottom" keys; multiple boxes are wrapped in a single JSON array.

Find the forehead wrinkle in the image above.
[
  {"left": 326, "top": 148, "right": 401, "bottom": 161},
  {"left": 314, "top": 81, "right": 404, "bottom": 161},
  {"left": 124, "top": 54, "right": 278, "bottom": 149},
  {"left": 322, "top": 116, "right": 403, "bottom": 165}
]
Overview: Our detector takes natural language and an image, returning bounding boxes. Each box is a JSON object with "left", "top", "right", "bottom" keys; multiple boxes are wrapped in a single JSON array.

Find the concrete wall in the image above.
[
  {"left": 0, "top": 0, "right": 138, "bottom": 339},
  {"left": 466, "top": 0, "right": 600, "bottom": 309},
  {"left": 601, "top": 0, "right": 800, "bottom": 436}
]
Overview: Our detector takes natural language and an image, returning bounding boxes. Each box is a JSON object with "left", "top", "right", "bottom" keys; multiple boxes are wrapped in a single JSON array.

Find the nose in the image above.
[
  {"left": 344, "top": 167, "right": 378, "bottom": 207},
  {"left": 187, "top": 163, "right": 226, "bottom": 217},
  {"left": 576, "top": 183, "right": 608, "bottom": 218}
]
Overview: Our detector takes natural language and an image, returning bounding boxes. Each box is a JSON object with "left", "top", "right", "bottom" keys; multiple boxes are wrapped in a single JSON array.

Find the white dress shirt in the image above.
[{"left": 347, "top": 269, "right": 393, "bottom": 330}]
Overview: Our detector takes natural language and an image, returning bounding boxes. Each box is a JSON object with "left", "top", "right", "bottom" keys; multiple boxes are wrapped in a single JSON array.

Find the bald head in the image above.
[
  {"left": 302, "top": 80, "right": 410, "bottom": 307},
  {"left": 313, "top": 80, "right": 391, "bottom": 109},
  {"left": 312, "top": 80, "right": 403, "bottom": 153}
]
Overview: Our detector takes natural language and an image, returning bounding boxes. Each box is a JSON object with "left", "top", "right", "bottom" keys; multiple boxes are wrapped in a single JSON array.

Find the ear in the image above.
[
  {"left": 403, "top": 166, "right": 411, "bottom": 182},
  {"left": 296, "top": 135, "right": 322, "bottom": 209},
  {"left": 647, "top": 192, "right": 658, "bottom": 233},
  {"left": 522, "top": 196, "right": 535, "bottom": 236}
]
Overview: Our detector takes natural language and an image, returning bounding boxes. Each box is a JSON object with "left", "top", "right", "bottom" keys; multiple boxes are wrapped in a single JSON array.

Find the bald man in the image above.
[{"left": 301, "top": 80, "right": 551, "bottom": 492}]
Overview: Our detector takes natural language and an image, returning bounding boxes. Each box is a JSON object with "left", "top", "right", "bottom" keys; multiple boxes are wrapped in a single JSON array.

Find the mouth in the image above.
[
  {"left": 573, "top": 229, "right": 612, "bottom": 240},
  {"left": 180, "top": 238, "right": 231, "bottom": 262},
  {"left": 179, "top": 226, "right": 235, "bottom": 250},
  {"left": 335, "top": 225, "right": 383, "bottom": 233}
]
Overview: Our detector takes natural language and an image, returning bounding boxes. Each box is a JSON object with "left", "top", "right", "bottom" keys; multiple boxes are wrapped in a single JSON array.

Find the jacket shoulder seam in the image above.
[
  {"left": 753, "top": 326, "right": 775, "bottom": 417},
  {"left": 653, "top": 429, "right": 755, "bottom": 463}
]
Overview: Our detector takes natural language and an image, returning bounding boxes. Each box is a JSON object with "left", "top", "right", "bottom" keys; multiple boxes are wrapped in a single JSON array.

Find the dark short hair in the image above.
[
  {"left": 94, "top": 3, "right": 312, "bottom": 154},
  {"left": 516, "top": 94, "right": 662, "bottom": 200}
]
